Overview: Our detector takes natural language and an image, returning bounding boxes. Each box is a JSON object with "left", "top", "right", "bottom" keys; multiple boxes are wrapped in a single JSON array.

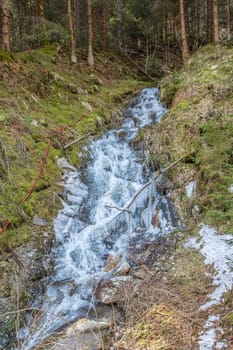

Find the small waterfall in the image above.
[{"left": 21, "top": 88, "right": 179, "bottom": 349}]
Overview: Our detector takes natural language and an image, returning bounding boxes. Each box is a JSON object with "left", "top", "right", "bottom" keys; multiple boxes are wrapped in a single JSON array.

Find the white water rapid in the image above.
[{"left": 21, "top": 88, "right": 179, "bottom": 349}]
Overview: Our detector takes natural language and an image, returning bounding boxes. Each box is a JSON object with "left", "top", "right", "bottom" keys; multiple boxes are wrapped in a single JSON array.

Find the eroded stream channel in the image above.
[{"left": 20, "top": 88, "right": 180, "bottom": 349}]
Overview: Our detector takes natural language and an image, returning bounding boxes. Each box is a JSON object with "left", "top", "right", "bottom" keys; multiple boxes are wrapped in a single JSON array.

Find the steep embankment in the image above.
[
  {"left": 0, "top": 46, "right": 147, "bottom": 346},
  {"left": 155, "top": 44, "right": 233, "bottom": 232},
  {"left": 116, "top": 44, "right": 233, "bottom": 349}
]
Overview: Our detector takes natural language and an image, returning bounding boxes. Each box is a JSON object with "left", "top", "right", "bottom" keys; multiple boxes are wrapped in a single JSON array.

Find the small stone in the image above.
[
  {"left": 112, "top": 260, "right": 131, "bottom": 277},
  {"left": 132, "top": 266, "right": 152, "bottom": 280},
  {"left": 33, "top": 215, "right": 48, "bottom": 226},
  {"left": 104, "top": 255, "right": 122, "bottom": 272},
  {"left": 96, "top": 276, "right": 134, "bottom": 304}
]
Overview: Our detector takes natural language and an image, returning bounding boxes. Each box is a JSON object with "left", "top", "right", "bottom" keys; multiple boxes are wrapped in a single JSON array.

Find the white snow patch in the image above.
[
  {"left": 199, "top": 319, "right": 226, "bottom": 350},
  {"left": 185, "top": 181, "right": 196, "bottom": 198},
  {"left": 199, "top": 326, "right": 216, "bottom": 350},
  {"left": 185, "top": 224, "right": 233, "bottom": 310},
  {"left": 215, "top": 341, "right": 227, "bottom": 349},
  {"left": 185, "top": 224, "right": 233, "bottom": 350}
]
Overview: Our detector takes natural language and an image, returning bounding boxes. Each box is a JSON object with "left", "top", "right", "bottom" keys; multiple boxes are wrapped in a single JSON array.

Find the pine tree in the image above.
[
  {"left": 87, "top": 0, "right": 94, "bottom": 67},
  {"left": 179, "top": 0, "right": 189, "bottom": 60},
  {"left": 1, "top": 0, "right": 10, "bottom": 51}
]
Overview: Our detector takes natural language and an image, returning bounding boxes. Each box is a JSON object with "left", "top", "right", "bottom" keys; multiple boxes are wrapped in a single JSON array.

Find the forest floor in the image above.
[{"left": 0, "top": 43, "right": 233, "bottom": 349}]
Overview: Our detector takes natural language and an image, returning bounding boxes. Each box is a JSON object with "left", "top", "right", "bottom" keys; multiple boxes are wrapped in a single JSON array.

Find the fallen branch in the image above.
[
  {"left": 64, "top": 135, "right": 85, "bottom": 149},
  {"left": 105, "top": 205, "right": 131, "bottom": 214},
  {"left": 126, "top": 155, "right": 186, "bottom": 209},
  {"left": 119, "top": 47, "right": 158, "bottom": 83}
]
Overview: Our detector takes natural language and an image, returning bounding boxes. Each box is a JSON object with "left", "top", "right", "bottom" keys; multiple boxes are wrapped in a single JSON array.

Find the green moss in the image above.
[
  {"left": 0, "top": 50, "right": 13, "bottom": 62},
  {"left": 146, "top": 44, "right": 233, "bottom": 232},
  {"left": 226, "top": 312, "right": 233, "bottom": 326},
  {"left": 0, "top": 46, "right": 146, "bottom": 249}
]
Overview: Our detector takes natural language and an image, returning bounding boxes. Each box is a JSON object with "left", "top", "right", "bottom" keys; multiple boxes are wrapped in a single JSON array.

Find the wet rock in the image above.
[
  {"left": 33, "top": 215, "right": 49, "bottom": 226},
  {"left": 96, "top": 276, "right": 134, "bottom": 304},
  {"left": 112, "top": 260, "right": 131, "bottom": 277},
  {"left": 46, "top": 318, "right": 111, "bottom": 350},
  {"left": 132, "top": 265, "right": 153, "bottom": 280},
  {"left": 104, "top": 255, "right": 122, "bottom": 272},
  {"left": 104, "top": 255, "right": 130, "bottom": 276},
  {"left": 156, "top": 174, "right": 173, "bottom": 195}
]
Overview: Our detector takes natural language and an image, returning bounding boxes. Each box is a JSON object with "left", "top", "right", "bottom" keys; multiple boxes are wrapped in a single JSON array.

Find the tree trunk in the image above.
[
  {"left": 179, "top": 0, "right": 189, "bottom": 60},
  {"left": 38, "top": 0, "right": 45, "bottom": 22},
  {"left": 87, "top": 0, "right": 94, "bottom": 67},
  {"left": 207, "top": 0, "right": 213, "bottom": 43},
  {"left": 1, "top": 0, "right": 10, "bottom": 51},
  {"left": 213, "top": 0, "right": 219, "bottom": 42},
  {"left": 117, "top": 0, "right": 123, "bottom": 48},
  {"left": 227, "top": 0, "right": 231, "bottom": 40},
  {"left": 102, "top": 0, "right": 107, "bottom": 49},
  {"left": 76, "top": 0, "right": 81, "bottom": 47},
  {"left": 68, "top": 0, "right": 77, "bottom": 63}
]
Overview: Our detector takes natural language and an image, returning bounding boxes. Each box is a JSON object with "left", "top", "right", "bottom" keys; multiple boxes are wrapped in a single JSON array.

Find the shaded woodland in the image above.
[{"left": 0, "top": 0, "right": 232, "bottom": 71}]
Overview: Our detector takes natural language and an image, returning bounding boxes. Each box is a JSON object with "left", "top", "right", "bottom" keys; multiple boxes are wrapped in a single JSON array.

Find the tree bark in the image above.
[
  {"left": 76, "top": 0, "right": 81, "bottom": 47},
  {"left": 117, "top": 0, "right": 123, "bottom": 48},
  {"left": 207, "top": 0, "right": 213, "bottom": 43},
  {"left": 213, "top": 0, "right": 219, "bottom": 42},
  {"left": 87, "top": 0, "right": 94, "bottom": 67},
  {"left": 102, "top": 0, "right": 107, "bottom": 49},
  {"left": 227, "top": 0, "right": 231, "bottom": 40},
  {"left": 1, "top": 0, "right": 10, "bottom": 51},
  {"left": 179, "top": 0, "right": 189, "bottom": 60},
  {"left": 68, "top": 0, "right": 77, "bottom": 63}
]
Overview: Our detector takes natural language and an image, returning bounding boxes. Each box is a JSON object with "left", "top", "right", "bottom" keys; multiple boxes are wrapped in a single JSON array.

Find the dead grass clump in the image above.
[
  {"left": 113, "top": 244, "right": 213, "bottom": 349},
  {"left": 116, "top": 303, "right": 192, "bottom": 350}
]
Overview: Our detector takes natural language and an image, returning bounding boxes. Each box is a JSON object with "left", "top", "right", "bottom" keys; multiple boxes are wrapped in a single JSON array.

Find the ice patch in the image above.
[
  {"left": 199, "top": 315, "right": 226, "bottom": 350},
  {"left": 185, "top": 224, "right": 233, "bottom": 349},
  {"left": 185, "top": 181, "right": 196, "bottom": 198}
]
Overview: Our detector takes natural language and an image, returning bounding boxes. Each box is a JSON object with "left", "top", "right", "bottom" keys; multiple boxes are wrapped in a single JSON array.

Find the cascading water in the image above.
[{"left": 21, "top": 88, "right": 179, "bottom": 349}]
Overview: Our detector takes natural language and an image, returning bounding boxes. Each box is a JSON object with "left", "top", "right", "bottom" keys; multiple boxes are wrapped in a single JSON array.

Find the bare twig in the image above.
[
  {"left": 64, "top": 135, "right": 85, "bottom": 149},
  {"left": 119, "top": 47, "right": 158, "bottom": 82},
  {"left": 2, "top": 307, "right": 41, "bottom": 317},
  {"left": 105, "top": 205, "right": 131, "bottom": 214},
  {"left": 126, "top": 155, "right": 186, "bottom": 209}
]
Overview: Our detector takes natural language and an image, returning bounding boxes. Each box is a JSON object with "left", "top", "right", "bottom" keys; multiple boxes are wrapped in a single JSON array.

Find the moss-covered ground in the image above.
[
  {"left": 0, "top": 46, "right": 147, "bottom": 249},
  {"left": 142, "top": 43, "right": 233, "bottom": 233}
]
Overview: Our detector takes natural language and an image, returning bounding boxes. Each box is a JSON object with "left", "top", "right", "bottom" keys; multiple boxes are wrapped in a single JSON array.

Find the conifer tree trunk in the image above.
[
  {"left": 87, "top": 0, "right": 94, "bottom": 67},
  {"left": 117, "top": 0, "right": 123, "bottom": 48},
  {"left": 213, "top": 0, "right": 219, "bottom": 42},
  {"left": 76, "top": 0, "right": 81, "bottom": 47},
  {"left": 102, "top": 0, "right": 107, "bottom": 49},
  {"left": 1, "top": 0, "right": 10, "bottom": 51},
  {"left": 227, "top": 0, "right": 231, "bottom": 40},
  {"left": 68, "top": 0, "right": 77, "bottom": 63},
  {"left": 207, "top": 0, "right": 213, "bottom": 43},
  {"left": 39, "top": 0, "right": 45, "bottom": 22},
  {"left": 179, "top": 0, "right": 189, "bottom": 60}
]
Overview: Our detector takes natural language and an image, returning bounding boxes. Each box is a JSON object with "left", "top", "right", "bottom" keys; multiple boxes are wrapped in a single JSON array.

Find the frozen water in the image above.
[{"left": 22, "top": 88, "right": 178, "bottom": 349}]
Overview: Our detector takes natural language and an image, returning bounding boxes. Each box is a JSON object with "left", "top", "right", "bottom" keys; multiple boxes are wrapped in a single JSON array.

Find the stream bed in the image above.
[{"left": 20, "top": 88, "right": 180, "bottom": 349}]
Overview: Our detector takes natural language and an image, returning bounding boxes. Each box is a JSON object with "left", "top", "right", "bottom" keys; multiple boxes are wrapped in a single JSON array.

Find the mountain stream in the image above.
[{"left": 21, "top": 88, "right": 180, "bottom": 349}]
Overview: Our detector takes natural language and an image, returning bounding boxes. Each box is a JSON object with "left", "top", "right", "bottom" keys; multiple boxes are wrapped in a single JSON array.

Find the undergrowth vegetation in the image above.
[
  {"left": 144, "top": 44, "right": 233, "bottom": 232},
  {"left": 0, "top": 45, "right": 147, "bottom": 248}
]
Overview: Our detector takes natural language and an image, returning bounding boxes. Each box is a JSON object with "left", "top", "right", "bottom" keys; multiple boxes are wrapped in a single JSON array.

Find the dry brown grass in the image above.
[{"left": 113, "top": 245, "right": 214, "bottom": 350}]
